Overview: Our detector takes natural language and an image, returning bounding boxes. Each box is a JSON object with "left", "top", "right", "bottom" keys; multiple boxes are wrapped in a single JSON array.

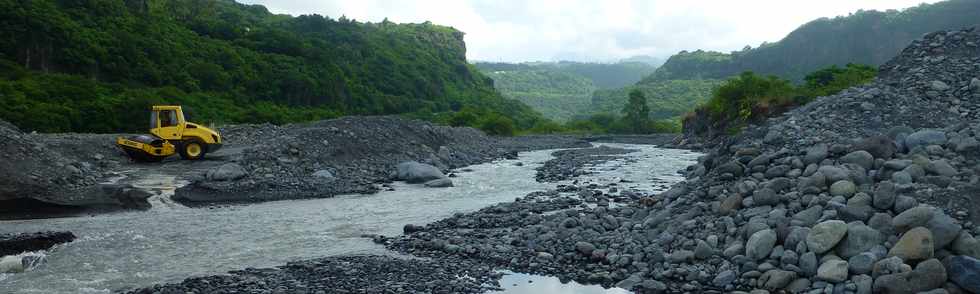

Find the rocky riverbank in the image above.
[
  {"left": 173, "top": 116, "right": 589, "bottom": 206},
  {"left": 380, "top": 28, "right": 980, "bottom": 294},
  {"left": 535, "top": 145, "right": 637, "bottom": 182},
  {"left": 127, "top": 255, "right": 503, "bottom": 294},
  {"left": 0, "top": 115, "right": 589, "bottom": 218}
]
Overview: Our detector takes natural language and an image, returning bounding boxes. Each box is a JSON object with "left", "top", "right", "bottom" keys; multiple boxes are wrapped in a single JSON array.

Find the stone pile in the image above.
[{"left": 387, "top": 28, "right": 980, "bottom": 293}]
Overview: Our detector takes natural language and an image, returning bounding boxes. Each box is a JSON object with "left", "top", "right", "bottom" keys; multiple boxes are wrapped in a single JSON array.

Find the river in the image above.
[{"left": 0, "top": 143, "right": 699, "bottom": 293}]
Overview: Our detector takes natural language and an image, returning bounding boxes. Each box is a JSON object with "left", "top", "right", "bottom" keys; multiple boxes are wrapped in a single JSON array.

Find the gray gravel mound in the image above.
[
  {"left": 128, "top": 255, "right": 504, "bottom": 294},
  {"left": 174, "top": 116, "right": 588, "bottom": 205},
  {"left": 383, "top": 27, "right": 980, "bottom": 293}
]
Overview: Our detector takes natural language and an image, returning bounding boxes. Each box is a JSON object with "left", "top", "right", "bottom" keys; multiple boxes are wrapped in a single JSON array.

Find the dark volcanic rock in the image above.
[
  {"left": 0, "top": 231, "right": 76, "bottom": 256},
  {"left": 129, "top": 255, "right": 502, "bottom": 294},
  {"left": 535, "top": 145, "right": 635, "bottom": 182},
  {"left": 175, "top": 116, "right": 589, "bottom": 206}
]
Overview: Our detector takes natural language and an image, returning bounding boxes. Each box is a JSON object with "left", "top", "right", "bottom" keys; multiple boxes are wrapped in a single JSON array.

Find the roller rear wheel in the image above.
[{"left": 179, "top": 139, "right": 206, "bottom": 160}]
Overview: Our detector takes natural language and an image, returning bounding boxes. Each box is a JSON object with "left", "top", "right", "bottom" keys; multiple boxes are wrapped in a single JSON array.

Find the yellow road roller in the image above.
[{"left": 116, "top": 105, "right": 222, "bottom": 162}]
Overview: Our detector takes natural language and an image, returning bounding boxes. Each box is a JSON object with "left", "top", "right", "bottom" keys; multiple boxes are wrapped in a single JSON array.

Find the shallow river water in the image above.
[{"left": 0, "top": 143, "right": 699, "bottom": 293}]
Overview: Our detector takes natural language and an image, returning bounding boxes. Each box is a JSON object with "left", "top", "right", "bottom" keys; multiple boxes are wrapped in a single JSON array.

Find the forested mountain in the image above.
[
  {"left": 474, "top": 61, "right": 657, "bottom": 121},
  {"left": 480, "top": 69, "right": 595, "bottom": 122},
  {"left": 590, "top": 0, "right": 980, "bottom": 128},
  {"left": 647, "top": 0, "right": 980, "bottom": 82},
  {"left": 476, "top": 61, "right": 657, "bottom": 89},
  {"left": 590, "top": 79, "right": 724, "bottom": 121},
  {"left": 0, "top": 0, "right": 543, "bottom": 133}
]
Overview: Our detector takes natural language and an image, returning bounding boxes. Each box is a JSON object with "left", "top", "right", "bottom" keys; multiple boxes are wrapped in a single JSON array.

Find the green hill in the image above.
[
  {"left": 0, "top": 0, "right": 543, "bottom": 133},
  {"left": 590, "top": 0, "right": 980, "bottom": 127},
  {"left": 647, "top": 0, "right": 980, "bottom": 82},
  {"left": 475, "top": 61, "right": 656, "bottom": 121},
  {"left": 590, "top": 79, "right": 724, "bottom": 121},
  {"left": 480, "top": 69, "right": 595, "bottom": 122}
]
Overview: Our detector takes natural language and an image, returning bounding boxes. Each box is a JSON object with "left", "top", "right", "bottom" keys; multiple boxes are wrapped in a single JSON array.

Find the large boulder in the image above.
[
  {"left": 816, "top": 260, "right": 849, "bottom": 282},
  {"left": 807, "top": 220, "right": 848, "bottom": 254},
  {"left": 888, "top": 227, "right": 934, "bottom": 262},
  {"left": 207, "top": 163, "right": 247, "bottom": 181},
  {"left": 948, "top": 255, "right": 980, "bottom": 293},
  {"left": 746, "top": 229, "right": 778, "bottom": 260},
  {"left": 837, "top": 223, "right": 882, "bottom": 259},
  {"left": 904, "top": 130, "right": 947, "bottom": 151},
  {"left": 0, "top": 255, "right": 25, "bottom": 273},
  {"left": 0, "top": 231, "right": 76, "bottom": 256},
  {"left": 395, "top": 161, "right": 446, "bottom": 184},
  {"left": 853, "top": 136, "right": 897, "bottom": 159}
]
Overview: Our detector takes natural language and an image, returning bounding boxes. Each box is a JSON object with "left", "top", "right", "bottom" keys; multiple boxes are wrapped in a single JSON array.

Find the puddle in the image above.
[{"left": 494, "top": 271, "right": 630, "bottom": 294}]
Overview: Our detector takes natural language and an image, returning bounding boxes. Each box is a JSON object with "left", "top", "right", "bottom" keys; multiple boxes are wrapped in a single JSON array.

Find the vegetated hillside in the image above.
[
  {"left": 618, "top": 55, "right": 666, "bottom": 67},
  {"left": 589, "top": 79, "right": 724, "bottom": 121},
  {"left": 475, "top": 61, "right": 657, "bottom": 121},
  {"left": 0, "top": 0, "right": 543, "bottom": 133},
  {"left": 590, "top": 0, "right": 979, "bottom": 128},
  {"left": 477, "top": 61, "right": 657, "bottom": 89},
  {"left": 481, "top": 69, "right": 595, "bottom": 122},
  {"left": 646, "top": 0, "right": 980, "bottom": 82}
]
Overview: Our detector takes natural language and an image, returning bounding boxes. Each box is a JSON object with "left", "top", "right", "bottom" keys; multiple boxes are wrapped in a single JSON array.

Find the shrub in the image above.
[{"left": 479, "top": 115, "right": 515, "bottom": 136}]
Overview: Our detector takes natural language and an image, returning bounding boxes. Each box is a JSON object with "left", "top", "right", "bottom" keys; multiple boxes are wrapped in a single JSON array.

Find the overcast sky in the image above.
[{"left": 240, "top": 0, "right": 940, "bottom": 63}]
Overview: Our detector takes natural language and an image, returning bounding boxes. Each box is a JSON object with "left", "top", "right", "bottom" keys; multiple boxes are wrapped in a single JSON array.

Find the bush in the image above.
[
  {"left": 686, "top": 64, "right": 877, "bottom": 136},
  {"left": 528, "top": 120, "right": 566, "bottom": 134},
  {"left": 479, "top": 115, "right": 515, "bottom": 136}
]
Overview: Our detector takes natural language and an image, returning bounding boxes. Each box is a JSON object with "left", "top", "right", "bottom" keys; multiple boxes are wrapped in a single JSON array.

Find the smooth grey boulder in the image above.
[
  {"left": 840, "top": 150, "right": 874, "bottom": 170},
  {"left": 816, "top": 260, "right": 848, "bottom": 282},
  {"left": 807, "top": 220, "right": 848, "bottom": 254},
  {"left": 207, "top": 163, "right": 247, "bottom": 181},
  {"left": 747, "top": 229, "right": 778, "bottom": 260},
  {"left": 872, "top": 182, "right": 896, "bottom": 210},
  {"left": 853, "top": 136, "right": 896, "bottom": 159},
  {"left": 395, "top": 161, "right": 446, "bottom": 183},
  {"left": 837, "top": 223, "right": 881, "bottom": 259},
  {"left": 925, "top": 160, "right": 957, "bottom": 176},
  {"left": 804, "top": 144, "right": 829, "bottom": 165},
  {"left": 949, "top": 255, "right": 980, "bottom": 293},
  {"left": 907, "top": 258, "right": 946, "bottom": 293},
  {"left": 905, "top": 130, "right": 947, "bottom": 151}
]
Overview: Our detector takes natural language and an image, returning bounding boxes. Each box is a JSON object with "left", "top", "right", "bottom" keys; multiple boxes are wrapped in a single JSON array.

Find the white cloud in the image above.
[{"left": 239, "top": 0, "right": 940, "bottom": 62}]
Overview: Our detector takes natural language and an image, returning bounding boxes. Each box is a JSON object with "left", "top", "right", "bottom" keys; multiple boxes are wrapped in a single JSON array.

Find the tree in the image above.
[{"left": 622, "top": 89, "right": 650, "bottom": 133}]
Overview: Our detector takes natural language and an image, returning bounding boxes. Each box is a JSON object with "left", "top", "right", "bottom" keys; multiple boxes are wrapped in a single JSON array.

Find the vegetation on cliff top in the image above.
[{"left": 0, "top": 0, "right": 544, "bottom": 134}]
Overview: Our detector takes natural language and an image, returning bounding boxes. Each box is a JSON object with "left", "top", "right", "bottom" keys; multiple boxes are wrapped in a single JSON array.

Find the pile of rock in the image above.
[
  {"left": 175, "top": 116, "right": 588, "bottom": 205},
  {"left": 535, "top": 146, "right": 636, "bottom": 182},
  {"left": 387, "top": 28, "right": 980, "bottom": 293},
  {"left": 130, "top": 255, "right": 504, "bottom": 294},
  {"left": 0, "top": 121, "right": 151, "bottom": 217}
]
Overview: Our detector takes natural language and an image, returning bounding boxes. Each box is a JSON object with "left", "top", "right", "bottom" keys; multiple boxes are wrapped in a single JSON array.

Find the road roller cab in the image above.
[{"left": 116, "top": 106, "right": 222, "bottom": 162}]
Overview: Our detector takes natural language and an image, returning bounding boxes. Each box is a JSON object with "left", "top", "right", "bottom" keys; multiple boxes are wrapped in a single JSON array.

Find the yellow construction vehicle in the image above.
[{"left": 116, "top": 105, "right": 222, "bottom": 162}]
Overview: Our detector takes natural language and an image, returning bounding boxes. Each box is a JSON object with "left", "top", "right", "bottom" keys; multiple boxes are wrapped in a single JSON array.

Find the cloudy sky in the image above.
[{"left": 240, "top": 0, "right": 939, "bottom": 63}]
